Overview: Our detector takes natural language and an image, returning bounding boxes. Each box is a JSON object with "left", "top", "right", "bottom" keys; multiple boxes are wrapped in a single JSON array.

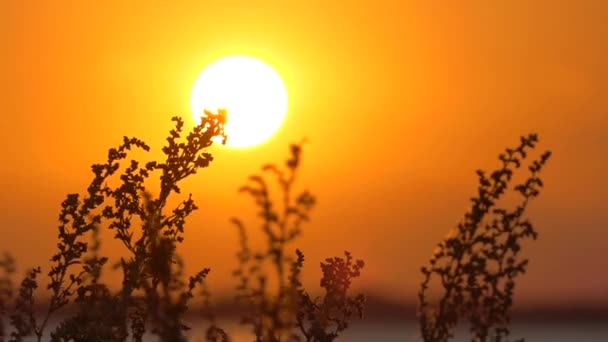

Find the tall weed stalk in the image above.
[
  {"left": 233, "top": 144, "right": 365, "bottom": 341},
  {"left": 4, "top": 111, "right": 228, "bottom": 342},
  {"left": 418, "top": 134, "right": 551, "bottom": 342}
]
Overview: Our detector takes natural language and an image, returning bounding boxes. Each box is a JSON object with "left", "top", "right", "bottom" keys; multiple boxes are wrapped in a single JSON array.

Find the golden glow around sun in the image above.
[{"left": 190, "top": 56, "right": 288, "bottom": 148}]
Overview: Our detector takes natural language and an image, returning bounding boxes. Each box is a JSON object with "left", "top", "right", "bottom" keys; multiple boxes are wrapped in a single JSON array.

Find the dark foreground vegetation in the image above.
[{"left": 0, "top": 112, "right": 550, "bottom": 342}]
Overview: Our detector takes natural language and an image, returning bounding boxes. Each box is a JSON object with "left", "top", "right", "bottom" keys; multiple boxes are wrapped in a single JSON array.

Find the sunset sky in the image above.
[{"left": 1, "top": 1, "right": 607, "bottom": 308}]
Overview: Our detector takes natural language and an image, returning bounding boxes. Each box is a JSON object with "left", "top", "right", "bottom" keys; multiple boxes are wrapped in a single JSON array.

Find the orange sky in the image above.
[{"left": 1, "top": 1, "right": 607, "bottom": 307}]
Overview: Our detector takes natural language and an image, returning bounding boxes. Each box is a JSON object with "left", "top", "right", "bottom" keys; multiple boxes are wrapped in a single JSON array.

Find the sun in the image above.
[{"left": 190, "top": 56, "right": 288, "bottom": 148}]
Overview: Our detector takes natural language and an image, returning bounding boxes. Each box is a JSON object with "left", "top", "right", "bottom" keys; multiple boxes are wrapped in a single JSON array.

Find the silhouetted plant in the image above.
[
  {"left": 2, "top": 110, "right": 560, "bottom": 342},
  {"left": 0, "top": 253, "right": 15, "bottom": 339},
  {"left": 10, "top": 267, "right": 41, "bottom": 341},
  {"left": 2, "top": 112, "right": 367, "bottom": 342},
  {"left": 291, "top": 250, "right": 365, "bottom": 342},
  {"left": 232, "top": 143, "right": 315, "bottom": 341},
  {"left": 418, "top": 134, "right": 551, "bottom": 342},
  {"left": 4, "top": 111, "right": 229, "bottom": 341},
  {"left": 232, "top": 144, "right": 365, "bottom": 341}
]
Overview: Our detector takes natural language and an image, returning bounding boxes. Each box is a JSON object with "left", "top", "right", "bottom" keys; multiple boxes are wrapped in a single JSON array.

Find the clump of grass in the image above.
[
  {"left": 232, "top": 143, "right": 365, "bottom": 341},
  {"left": 418, "top": 134, "right": 551, "bottom": 342}
]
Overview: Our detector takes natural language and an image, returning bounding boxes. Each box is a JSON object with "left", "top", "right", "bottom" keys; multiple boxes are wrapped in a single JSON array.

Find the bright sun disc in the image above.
[{"left": 190, "top": 56, "right": 288, "bottom": 148}]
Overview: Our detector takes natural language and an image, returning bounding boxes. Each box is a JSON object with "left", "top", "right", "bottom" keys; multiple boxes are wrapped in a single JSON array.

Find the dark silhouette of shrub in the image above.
[
  {"left": 291, "top": 250, "right": 365, "bottom": 342},
  {"left": 0, "top": 253, "right": 16, "bottom": 338},
  {"left": 2, "top": 111, "right": 229, "bottom": 341},
  {"left": 418, "top": 134, "right": 551, "bottom": 342},
  {"left": 0, "top": 114, "right": 365, "bottom": 342},
  {"left": 0, "top": 106, "right": 552, "bottom": 342},
  {"left": 232, "top": 144, "right": 365, "bottom": 341}
]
